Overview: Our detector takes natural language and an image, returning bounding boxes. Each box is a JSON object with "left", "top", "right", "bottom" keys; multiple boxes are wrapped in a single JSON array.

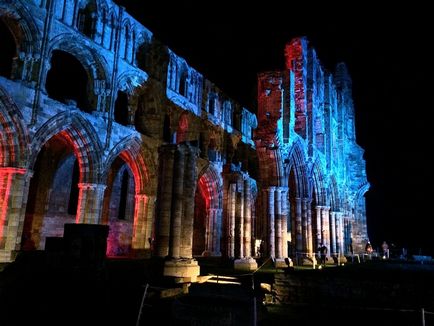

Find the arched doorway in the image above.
[
  {"left": 193, "top": 176, "right": 209, "bottom": 256},
  {"left": 102, "top": 157, "right": 135, "bottom": 256},
  {"left": 22, "top": 134, "right": 79, "bottom": 250},
  {"left": 193, "top": 168, "right": 222, "bottom": 257}
]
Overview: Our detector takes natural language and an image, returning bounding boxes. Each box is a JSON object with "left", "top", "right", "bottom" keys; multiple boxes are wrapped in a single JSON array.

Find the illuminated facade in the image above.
[{"left": 0, "top": 0, "right": 368, "bottom": 276}]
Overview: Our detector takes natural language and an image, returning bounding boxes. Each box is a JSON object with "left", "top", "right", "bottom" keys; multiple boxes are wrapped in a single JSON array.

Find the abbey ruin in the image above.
[{"left": 0, "top": 0, "right": 368, "bottom": 280}]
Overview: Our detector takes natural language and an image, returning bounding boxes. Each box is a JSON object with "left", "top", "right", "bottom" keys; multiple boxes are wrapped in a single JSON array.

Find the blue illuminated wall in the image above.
[{"left": 255, "top": 37, "right": 369, "bottom": 255}]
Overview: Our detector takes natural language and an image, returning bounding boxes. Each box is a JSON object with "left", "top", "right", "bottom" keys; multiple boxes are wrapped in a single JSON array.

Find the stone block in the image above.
[
  {"left": 164, "top": 258, "right": 200, "bottom": 282},
  {"left": 234, "top": 257, "right": 258, "bottom": 271}
]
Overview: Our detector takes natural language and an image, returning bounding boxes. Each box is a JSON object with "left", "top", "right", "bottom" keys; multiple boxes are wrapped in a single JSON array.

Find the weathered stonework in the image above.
[{"left": 0, "top": 0, "right": 368, "bottom": 273}]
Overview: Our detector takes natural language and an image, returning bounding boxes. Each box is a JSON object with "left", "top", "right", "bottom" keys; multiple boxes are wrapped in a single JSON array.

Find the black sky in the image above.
[{"left": 115, "top": 1, "right": 434, "bottom": 255}]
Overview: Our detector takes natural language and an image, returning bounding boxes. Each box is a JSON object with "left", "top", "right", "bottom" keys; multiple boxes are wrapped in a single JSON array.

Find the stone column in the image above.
[
  {"left": 295, "top": 197, "right": 303, "bottom": 252},
  {"left": 337, "top": 212, "right": 344, "bottom": 256},
  {"left": 228, "top": 183, "right": 236, "bottom": 258},
  {"left": 301, "top": 198, "right": 308, "bottom": 253},
  {"left": 76, "top": 183, "right": 107, "bottom": 224},
  {"left": 243, "top": 177, "right": 252, "bottom": 258},
  {"left": 280, "top": 187, "right": 289, "bottom": 259},
  {"left": 329, "top": 211, "right": 337, "bottom": 255},
  {"left": 235, "top": 185, "right": 244, "bottom": 259},
  {"left": 204, "top": 209, "right": 212, "bottom": 255},
  {"left": 268, "top": 186, "right": 276, "bottom": 257},
  {"left": 234, "top": 177, "right": 257, "bottom": 271},
  {"left": 179, "top": 145, "right": 198, "bottom": 259},
  {"left": 214, "top": 208, "right": 223, "bottom": 255},
  {"left": 132, "top": 194, "right": 155, "bottom": 251},
  {"left": 261, "top": 189, "right": 268, "bottom": 251},
  {"left": 164, "top": 144, "right": 200, "bottom": 282},
  {"left": 315, "top": 206, "right": 323, "bottom": 249},
  {"left": 206, "top": 208, "right": 222, "bottom": 256},
  {"left": 0, "top": 168, "right": 29, "bottom": 262},
  {"left": 169, "top": 147, "right": 185, "bottom": 259},
  {"left": 305, "top": 198, "right": 313, "bottom": 256},
  {"left": 155, "top": 145, "right": 175, "bottom": 258},
  {"left": 321, "top": 206, "right": 330, "bottom": 249},
  {"left": 274, "top": 187, "right": 282, "bottom": 259}
]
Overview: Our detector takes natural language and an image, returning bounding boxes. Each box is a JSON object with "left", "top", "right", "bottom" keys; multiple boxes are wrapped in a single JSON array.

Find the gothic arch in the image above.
[
  {"left": 286, "top": 140, "right": 308, "bottom": 197},
  {"left": 328, "top": 176, "right": 341, "bottom": 211},
  {"left": 103, "top": 135, "right": 156, "bottom": 195},
  {"left": 354, "top": 181, "right": 369, "bottom": 221},
  {"left": 0, "top": 86, "right": 29, "bottom": 167},
  {"left": 197, "top": 164, "right": 222, "bottom": 209},
  {"left": 194, "top": 164, "right": 223, "bottom": 255},
  {"left": 46, "top": 33, "right": 110, "bottom": 93},
  {"left": 103, "top": 136, "right": 156, "bottom": 255},
  {"left": 29, "top": 112, "right": 103, "bottom": 183},
  {"left": 117, "top": 71, "right": 147, "bottom": 95},
  {"left": 0, "top": 0, "right": 41, "bottom": 55},
  {"left": 309, "top": 157, "right": 326, "bottom": 206}
]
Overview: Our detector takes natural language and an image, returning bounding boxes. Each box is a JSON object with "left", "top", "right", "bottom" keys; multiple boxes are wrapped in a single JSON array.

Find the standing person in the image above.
[
  {"left": 381, "top": 241, "right": 389, "bottom": 259},
  {"left": 319, "top": 243, "right": 328, "bottom": 266},
  {"left": 365, "top": 241, "right": 373, "bottom": 254}
]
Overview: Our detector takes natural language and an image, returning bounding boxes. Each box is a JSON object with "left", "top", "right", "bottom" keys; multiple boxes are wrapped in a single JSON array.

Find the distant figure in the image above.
[
  {"left": 365, "top": 241, "right": 373, "bottom": 254},
  {"left": 318, "top": 243, "right": 328, "bottom": 265},
  {"left": 381, "top": 241, "right": 389, "bottom": 258}
]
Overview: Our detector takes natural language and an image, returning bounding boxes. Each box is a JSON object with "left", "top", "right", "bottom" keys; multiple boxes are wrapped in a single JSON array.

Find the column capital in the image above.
[
  {"left": 135, "top": 193, "right": 148, "bottom": 200},
  {"left": 322, "top": 206, "right": 330, "bottom": 212},
  {"left": 77, "top": 183, "right": 107, "bottom": 191},
  {"left": 0, "top": 167, "right": 27, "bottom": 175}
]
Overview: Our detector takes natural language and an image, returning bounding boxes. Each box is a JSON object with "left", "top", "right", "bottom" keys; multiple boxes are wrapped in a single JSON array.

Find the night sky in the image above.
[{"left": 115, "top": 1, "right": 434, "bottom": 255}]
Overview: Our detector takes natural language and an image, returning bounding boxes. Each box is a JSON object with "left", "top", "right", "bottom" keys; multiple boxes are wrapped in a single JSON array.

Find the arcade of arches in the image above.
[{"left": 0, "top": 0, "right": 368, "bottom": 279}]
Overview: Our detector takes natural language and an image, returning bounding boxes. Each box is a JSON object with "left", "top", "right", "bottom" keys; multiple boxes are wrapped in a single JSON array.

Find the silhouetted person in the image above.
[{"left": 319, "top": 243, "right": 328, "bottom": 266}]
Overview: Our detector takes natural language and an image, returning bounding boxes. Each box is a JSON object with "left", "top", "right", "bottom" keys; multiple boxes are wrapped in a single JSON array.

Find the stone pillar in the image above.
[
  {"left": 268, "top": 186, "right": 276, "bottom": 257},
  {"left": 337, "top": 212, "right": 345, "bottom": 256},
  {"left": 295, "top": 197, "right": 303, "bottom": 252},
  {"left": 228, "top": 183, "right": 236, "bottom": 258},
  {"left": 206, "top": 208, "right": 222, "bottom": 256},
  {"left": 0, "top": 168, "right": 29, "bottom": 262},
  {"left": 321, "top": 206, "right": 330, "bottom": 249},
  {"left": 329, "top": 211, "right": 337, "bottom": 255},
  {"left": 132, "top": 194, "right": 155, "bottom": 251},
  {"left": 234, "top": 176, "right": 257, "bottom": 271},
  {"left": 304, "top": 198, "right": 313, "bottom": 256},
  {"left": 274, "top": 187, "right": 282, "bottom": 258},
  {"left": 243, "top": 177, "right": 252, "bottom": 258},
  {"left": 315, "top": 206, "right": 322, "bottom": 249},
  {"left": 214, "top": 208, "right": 223, "bottom": 255},
  {"left": 163, "top": 144, "right": 200, "bottom": 282},
  {"left": 301, "top": 198, "right": 308, "bottom": 252},
  {"left": 76, "top": 183, "right": 107, "bottom": 224},
  {"left": 204, "top": 209, "right": 212, "bottom": 255},
  {"left": 155, "top": 145, "right": 175, "bottom": 258},
  {"left": 235, "top": 185, "right": 244, "bottom": 259},
  {"left": 280, "top": 188, "right": 289, "bottom": 258},
  {"left": 169, "top": 147, "right": 185, "bottom": 259},
  {"left": 179, "top": 145, "right": 198, "bottom": 259}
]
